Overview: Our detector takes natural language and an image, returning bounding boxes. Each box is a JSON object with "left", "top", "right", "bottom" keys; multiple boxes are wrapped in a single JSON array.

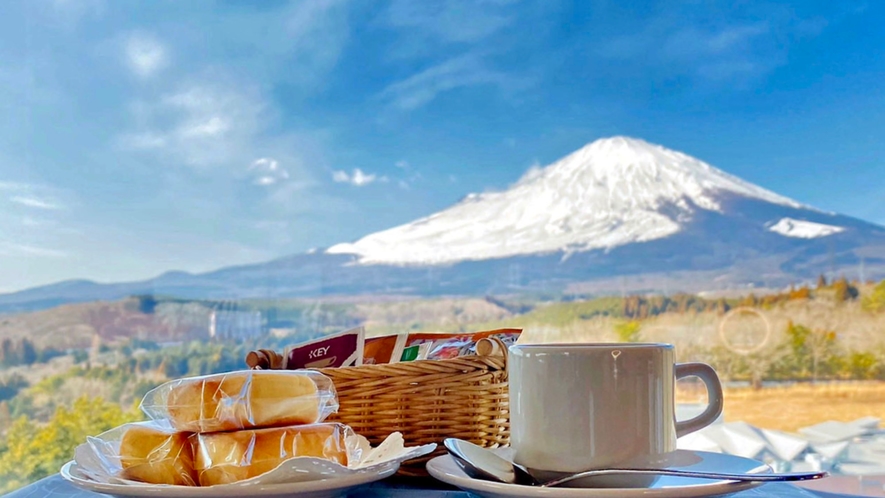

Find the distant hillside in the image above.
[{"left": 3, "top": 137, "right": 885, "bottom": 313}]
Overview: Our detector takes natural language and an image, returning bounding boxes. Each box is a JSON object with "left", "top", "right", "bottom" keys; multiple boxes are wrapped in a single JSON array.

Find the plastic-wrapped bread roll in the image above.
[
  {"left": 140, "top": 370, "right": 338, "bottom": 433},
  {"left": 117, "top": 424, "right": 197, "bottom": 486},
  {"left": 193, "top": 423, "right": 351, "bottom": 486}
]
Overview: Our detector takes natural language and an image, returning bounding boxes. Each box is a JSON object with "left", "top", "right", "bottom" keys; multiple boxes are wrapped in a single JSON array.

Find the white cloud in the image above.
[
  {"left": 395, "top": 160, "right": 409, "bottom": 169},
  {"left": 125, "top": 33, "right": 167, "bottom": 78},
  {"left": 49, "top": 0, "right": 105, "bottom": 26},
  {"left": 378, "top": 53, "right": 527, "bottom": 110},
  {"left": 10, "top": 196, "right": 61, "bottom": 210},
  {"left": 122, "top": 132, "right": 166, "bottom": 149},
  {"left": 178, "top": 115, "right": 230, "bottom": 138},
  {"left": 249, "top": 157, "right": 290, "bottom": 186},
  {"left": 332, "top": 168, "right": 384, "bottom": 186}
]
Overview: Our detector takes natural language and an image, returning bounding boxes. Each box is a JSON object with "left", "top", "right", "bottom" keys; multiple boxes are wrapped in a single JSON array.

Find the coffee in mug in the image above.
[{"left": 508, "top": 343, "right": 723, "bottom": 486}]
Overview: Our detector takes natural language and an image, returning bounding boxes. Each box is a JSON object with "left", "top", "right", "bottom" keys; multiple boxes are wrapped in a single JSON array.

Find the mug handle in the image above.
[{"left": 674, "top": 363, "right": 724, "bottom": 438}]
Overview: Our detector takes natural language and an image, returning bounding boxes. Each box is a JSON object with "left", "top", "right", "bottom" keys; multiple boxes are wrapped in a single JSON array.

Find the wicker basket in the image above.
[{"left": 313, "top": 349, "right": 509, "bottom": 476}]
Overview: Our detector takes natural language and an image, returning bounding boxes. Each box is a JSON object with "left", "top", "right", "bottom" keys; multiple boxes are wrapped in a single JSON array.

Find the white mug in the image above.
[{"left": 509, "top": 343, "right": 723, "bottom": 483}]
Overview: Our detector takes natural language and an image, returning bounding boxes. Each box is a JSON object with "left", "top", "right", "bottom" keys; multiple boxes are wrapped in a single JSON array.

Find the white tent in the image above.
[
  {"left": 676, "top": 416, "right": 884, "bottom": 476},
  {"left": 799, "top": 420, "right": 870, "bottom": 443}
]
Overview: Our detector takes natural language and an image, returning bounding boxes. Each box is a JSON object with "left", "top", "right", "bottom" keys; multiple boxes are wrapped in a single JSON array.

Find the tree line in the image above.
[
  {"left": 0, "top": 339, "right": 65, "bottom": 368},
  {"left": 621, "top": 276, "right": 863, "bottom": 319}
]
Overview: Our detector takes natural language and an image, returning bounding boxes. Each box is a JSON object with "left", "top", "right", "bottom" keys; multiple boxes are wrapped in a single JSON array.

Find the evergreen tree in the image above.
[
  {"left": 0, "top": 401, "right": 10, "bottom": 431},
  {"left": 0, "top": 339, "right": 14, "bottom": 367},
  {"left": 739, "top": 293, "right": 758, "bottom": 307},
  {"left": 789, "top": 286, "right": 811, "bottom": 300},
  {"left": 20, "top": 339, "right": 37, "bottom": 366},
  {"left": 832, "top": 276, "right": 857, "bottom": 302}
]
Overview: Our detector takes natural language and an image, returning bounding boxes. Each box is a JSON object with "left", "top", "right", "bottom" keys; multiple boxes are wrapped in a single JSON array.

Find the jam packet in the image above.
[
  {"left": 362, "top": 333, "right": 408, "bottom": 365},
  {"left": 404, "top": 328, "right": 521, "bottom": 360},
  {"left": 399, "top": 342, "right": 431, "bottom": 362},
  {"left": 285, "top": 326, "right": 366, "bottom": 369}
]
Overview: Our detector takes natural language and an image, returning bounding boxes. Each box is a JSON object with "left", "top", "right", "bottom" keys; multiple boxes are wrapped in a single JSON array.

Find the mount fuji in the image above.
[
  {"left": 328, "top": 137, "right": 814, "bottom": 265},
  {"left": 2, "top": 137, "right": 884, "bottom": 311}
]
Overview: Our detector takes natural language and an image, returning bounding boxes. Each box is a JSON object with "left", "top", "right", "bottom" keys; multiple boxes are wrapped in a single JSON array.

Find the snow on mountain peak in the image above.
[
  {"left": 327, "top": 137, "right": 808, "bottom": 265},
  {"left": 769, "top": 218, "right": 845, "bottom": 238}
]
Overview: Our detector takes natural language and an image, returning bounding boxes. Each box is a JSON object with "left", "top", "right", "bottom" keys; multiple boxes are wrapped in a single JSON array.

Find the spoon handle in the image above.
[{"left": 542, "top": 469, "right": 828, "bottom": 487}]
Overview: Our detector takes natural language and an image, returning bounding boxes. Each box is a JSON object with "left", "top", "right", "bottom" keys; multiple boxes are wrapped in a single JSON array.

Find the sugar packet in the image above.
[{"left": 284, "top": 326, "right": 366, "bottom": 369}]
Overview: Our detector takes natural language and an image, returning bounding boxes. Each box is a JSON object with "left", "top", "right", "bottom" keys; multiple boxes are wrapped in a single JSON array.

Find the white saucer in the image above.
[
  {"left": 426, "top": 448, "right": 770, "bottom": 498},
  {"left": 60, "top": 460, "right": 397, "bottom": 498}
]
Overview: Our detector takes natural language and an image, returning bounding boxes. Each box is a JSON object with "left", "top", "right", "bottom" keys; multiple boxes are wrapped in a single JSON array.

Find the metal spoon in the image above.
[{"left": 443, "top": 439, "right": 828, "bottom": 488}]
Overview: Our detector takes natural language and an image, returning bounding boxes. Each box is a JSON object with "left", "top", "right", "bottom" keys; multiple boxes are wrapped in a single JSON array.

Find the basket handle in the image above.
[
  {"left": 476, "top": 336, "right": 508, "bottom": 357},
  {"left": 245, "top": 349, "right": 284, "bottom": 370}
]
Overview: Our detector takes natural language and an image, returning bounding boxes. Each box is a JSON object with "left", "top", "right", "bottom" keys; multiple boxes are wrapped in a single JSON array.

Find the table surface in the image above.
[{"left": 0, "top": 474, "right": 869, "bottom": 498}]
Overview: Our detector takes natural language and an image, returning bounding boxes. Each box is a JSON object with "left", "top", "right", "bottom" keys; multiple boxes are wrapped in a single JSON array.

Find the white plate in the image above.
[
  {"left": 426, "top": 449, "right": 771, "bottom": 498},
  {"left": 60, "top": 460, "right": 398, "bottom": 498}
]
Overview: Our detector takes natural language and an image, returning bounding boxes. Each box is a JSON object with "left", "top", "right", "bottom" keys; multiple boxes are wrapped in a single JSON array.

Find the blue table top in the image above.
[{"left": 0, "top": 474, "right": 855, "bottom": 498}]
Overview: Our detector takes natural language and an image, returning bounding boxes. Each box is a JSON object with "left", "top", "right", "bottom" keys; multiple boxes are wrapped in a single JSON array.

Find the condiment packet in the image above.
[
  {"left": 399, "top": 342, "right": 431, "bottom": 362},
  {"left": 362, "top": 333, "right": 408, "bottom": 365},
  {"left": 404, "top": 328, "right": 522, "bottom": 360},
  {"left": 285, "top": 326, "right": 365, "bottom": 369}
]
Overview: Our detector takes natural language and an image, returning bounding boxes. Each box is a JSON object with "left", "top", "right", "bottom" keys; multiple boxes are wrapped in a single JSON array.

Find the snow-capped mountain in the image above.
[
  {"left": 768, "top": 218, "right": 846, "bottom": 239},
  {"left": 1, "top": 136, "right": 883, "bottom": 311},
  {"left": 327, "top": 137, "right": 827, "bottom": 265}
]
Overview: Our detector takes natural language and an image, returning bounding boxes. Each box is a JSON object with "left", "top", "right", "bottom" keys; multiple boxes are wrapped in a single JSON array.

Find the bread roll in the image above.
[
  {"left": 118, "top": 424, "right": 197, "bottom": 486},
  {"left": 193, "top": 423, "right": 350, "bottom": 486},
  {"left": 164, "top": 370, "right": 323, "bottom": 432}
]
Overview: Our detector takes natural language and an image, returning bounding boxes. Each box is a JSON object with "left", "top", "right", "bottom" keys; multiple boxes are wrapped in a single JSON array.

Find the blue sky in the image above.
[{"left": 1, "top": 0, "right": 883, "bottom": 292}]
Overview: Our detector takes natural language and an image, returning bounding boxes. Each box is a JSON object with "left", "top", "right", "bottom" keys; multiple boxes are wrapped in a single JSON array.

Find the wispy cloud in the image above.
[
  {"left": 661, "top": 24, "right": 769, "bottom": 60},
  {"left": 0, "top": 241, "right": 67, "bottom": 258},
  {"left": 10, "top": 196, "right": 61, "bottom": 210},
  {"left": 0, "top": 182, "right": 70, "bottom": 261},
  {"left": 279, "top": 0, "right": 351, "bottom": 88},
  {"left": 0, "top": 181, "right": 32, "bottom": 191},
  {"left": 332, "top": 168, "right": 385, "bottom": 186},
  {"left": 2, "top": 182, "right": 66, "bottom": 211},
  {"left": 378, "top": 53, "right": 527, "bottom": 110},
  {"left": 125, "top": 32, "right": 167, "bottom": 78},
  {"left": 382, "top": 0, "right": 517, "bottom": 45},
  {"left": 595, "top": 15, "right": 816, "bottom": 82},
  {"left": 121, "top": 80, "right": 266, "bottom": 168},
  {"left": 600, "top": 22, "right": 769, "bottom": 60},
  {"left": 48, "top": 0, "right": 105, "bottom": 27}
]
